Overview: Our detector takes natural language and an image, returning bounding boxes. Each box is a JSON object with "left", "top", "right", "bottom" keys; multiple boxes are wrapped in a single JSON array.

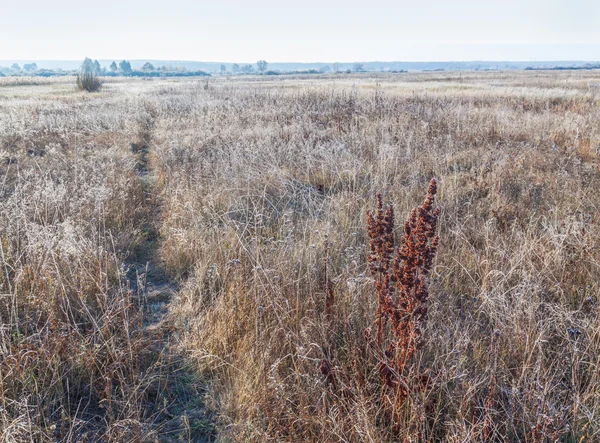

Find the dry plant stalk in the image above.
[
  {"left": 366, "top": 178, "right": 440, "bottom": 405},
  {"left": 323, "top": 235, "right": 335, "bottom": 322}
]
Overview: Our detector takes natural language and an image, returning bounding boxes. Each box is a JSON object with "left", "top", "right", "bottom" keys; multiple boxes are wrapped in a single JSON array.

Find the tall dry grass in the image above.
[
  {"left": 151, "top": 72, "right": 600, "bottom": 441},
  {"left": 1, "top": 71, "right": 600, "bottom": 441},
  {"left": 0, "top": 81, "right": 210, "bottom": 441}
]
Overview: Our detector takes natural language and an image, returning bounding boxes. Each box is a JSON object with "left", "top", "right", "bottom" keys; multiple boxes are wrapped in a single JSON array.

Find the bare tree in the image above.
[
  {"left": 256, "top": 60, "right": 268, "bottom": 73},
  {"left": 141, "top": 62, "right": 155, "bottom": 72}
]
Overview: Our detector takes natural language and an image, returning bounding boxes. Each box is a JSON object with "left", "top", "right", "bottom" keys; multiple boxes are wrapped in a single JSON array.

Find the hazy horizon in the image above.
[
  {"left": 2, "top": 48, "right": 600, "bottom": 65},
  {"left": 2, "top": 1, "right": 599, "bottom": 62}
]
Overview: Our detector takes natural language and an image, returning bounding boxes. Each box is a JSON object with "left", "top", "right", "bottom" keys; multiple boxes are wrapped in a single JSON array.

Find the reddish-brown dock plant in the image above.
[{"left": 366, "top": 178, "right": 440, "bottom": 407}]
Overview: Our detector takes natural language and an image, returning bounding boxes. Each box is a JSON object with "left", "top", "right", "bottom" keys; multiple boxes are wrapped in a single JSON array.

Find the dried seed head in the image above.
[{"left": 365, "top": 178, "right": 440, "bottom": 406}]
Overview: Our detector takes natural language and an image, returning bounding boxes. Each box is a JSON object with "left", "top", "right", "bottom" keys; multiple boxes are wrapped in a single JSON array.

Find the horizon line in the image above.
[{"left": 3, "top": 58, "right": 600, "bottom": 64}]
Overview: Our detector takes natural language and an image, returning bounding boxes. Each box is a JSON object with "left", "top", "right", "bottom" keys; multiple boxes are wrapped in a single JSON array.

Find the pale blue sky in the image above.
[{"left": 2, "top": 0, "right": 599, "bottom": 61}]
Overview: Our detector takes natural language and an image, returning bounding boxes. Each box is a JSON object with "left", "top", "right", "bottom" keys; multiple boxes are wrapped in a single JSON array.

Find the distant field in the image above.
[{"left": 1, "top": 71, "right": 600, "bottom": 442}]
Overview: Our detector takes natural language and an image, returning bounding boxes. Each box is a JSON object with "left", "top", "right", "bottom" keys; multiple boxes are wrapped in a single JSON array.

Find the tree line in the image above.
[{"left": 0, "top": 58, "right": 377, "bottom": 82}]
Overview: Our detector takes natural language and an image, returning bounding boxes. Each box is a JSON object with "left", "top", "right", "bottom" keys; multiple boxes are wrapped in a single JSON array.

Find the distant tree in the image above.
[
  {"left": 353, "top": 63, "right": 365, "bottom": 72},
  {"left": 11, "top": 63, "right": 21, "bottom": 71},
  {"left": 319, "top": 65, "right": 331, "bottom": 73},
  {"left": 232, "top": 63, "right": 240, "bottom": 74},
  {"left": 119, "top": 60, "right": 132, "bottom": 74},
  {"left": 110, "top": 61, "right": 118, "bottom": 72},
  {"left": 93, "top": 60, "right": 101, "bottom": 74},
  {"left": 77, "top": 57, "right": 102, "bottom": 92},
  {"left": 141, "top": 62, "right": 155, "bottom": 72},
  {"left": 220, "top": 64, "right": 227, "bottom": 74},
  {"left": 23, "top": 63, "right": 37, "bottom": 72},
  {"left": 241, "top": 64, "right": 254, "bottom": 73},
  {"left": 332, "top": 62, "right": 340, "bottom": 73},
  {"left": 81, "top": 57, "right": 95, "bottom": 72},
  {"left": 256, "top": 60, "right": 268, "bottom": 73}
]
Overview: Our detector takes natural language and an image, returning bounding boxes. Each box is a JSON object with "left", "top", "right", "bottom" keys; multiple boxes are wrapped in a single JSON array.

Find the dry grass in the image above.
[
  {"left": 0, "top": 80, "right": 211, "bottom": 441},
  {"left": 1, "top": 71, "right": 600, "bottom": 441}
]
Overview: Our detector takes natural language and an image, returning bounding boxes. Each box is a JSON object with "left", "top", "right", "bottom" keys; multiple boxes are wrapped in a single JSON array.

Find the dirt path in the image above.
[
  {"left": 127, "top": 142, "right": 177, "bottom": 331},
  {"left": 126, "top": 140, "right": 215, "bottom": 442}
]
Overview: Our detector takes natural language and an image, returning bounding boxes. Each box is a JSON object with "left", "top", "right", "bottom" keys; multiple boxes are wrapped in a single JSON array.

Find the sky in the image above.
[{"left": 2, "top": 0, "right": 599, "bottom": 62}]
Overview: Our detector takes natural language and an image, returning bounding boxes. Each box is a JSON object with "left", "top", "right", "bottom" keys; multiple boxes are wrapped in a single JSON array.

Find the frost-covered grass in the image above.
[{"left": 2, "top": 71, "right": 600, "bottom": 441}]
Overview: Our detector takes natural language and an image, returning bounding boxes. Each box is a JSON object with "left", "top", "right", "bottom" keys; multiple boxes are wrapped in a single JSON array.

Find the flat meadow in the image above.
[{"left": 1, "top": 70, "right": 600, "bottom": 441}]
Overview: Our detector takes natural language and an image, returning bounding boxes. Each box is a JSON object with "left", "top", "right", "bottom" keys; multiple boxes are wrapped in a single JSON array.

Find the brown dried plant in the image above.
[
  {"left": 323, "top": 235, "right": 335, "bottom": 323},
  {"left": 366, "top": 178, "right": 440, "bottom": 407}
]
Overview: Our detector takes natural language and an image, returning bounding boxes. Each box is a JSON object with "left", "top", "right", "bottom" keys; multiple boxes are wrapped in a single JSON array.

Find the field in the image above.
[{"left": 1, "top": 70, "right": 600, "bottom": 442}]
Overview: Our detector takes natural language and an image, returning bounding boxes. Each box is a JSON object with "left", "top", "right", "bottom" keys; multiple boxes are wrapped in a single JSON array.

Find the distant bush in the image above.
[
  {"left": 353, "top": 62, "right": 365, "bottom": 72},
  {"left": 77, "top": 71, "right": 102, "bottom": 91},
  {"left": 35, "top": 69, "right": 67, "bottom": 77},
  {"left": 76, "top": 57, "right": 102, "bottom": 92},
  {"left": 23, "top": 62, "right": 37, "bottom": 72}
]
